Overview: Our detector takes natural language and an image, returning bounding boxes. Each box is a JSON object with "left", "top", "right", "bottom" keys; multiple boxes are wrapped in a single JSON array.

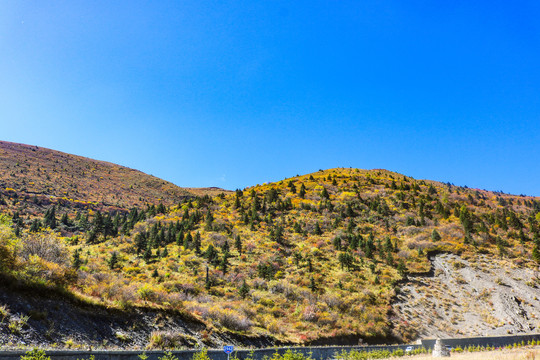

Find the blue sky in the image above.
[{"left": 1, "top": 1, "right": 539, "bottom": 195}]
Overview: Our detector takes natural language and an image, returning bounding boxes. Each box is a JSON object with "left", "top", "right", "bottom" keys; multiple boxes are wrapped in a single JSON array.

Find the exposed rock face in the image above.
[
  {"left": 393, "top": 253, "right": 540, "bottom": 339},
  {"left": 432, "top": 339, "right": 450, "bottom": 357}
]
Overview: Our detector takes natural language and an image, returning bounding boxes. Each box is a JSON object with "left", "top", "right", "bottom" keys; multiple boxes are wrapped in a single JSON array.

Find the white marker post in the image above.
[{"left": 224, "top": 345, "right": 234, "bottom": 360}]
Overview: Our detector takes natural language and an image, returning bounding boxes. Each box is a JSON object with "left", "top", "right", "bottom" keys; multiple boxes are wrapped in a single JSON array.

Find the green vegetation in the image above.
[{"left": 1, "top": 164, "right": 540, "bottom": 344}]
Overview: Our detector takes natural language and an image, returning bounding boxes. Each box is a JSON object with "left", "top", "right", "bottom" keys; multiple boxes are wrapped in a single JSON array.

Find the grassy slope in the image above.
[
  {"left": 0, "top": 140, "right": 201, "bottom": 212},
  {"left": 1, "top": 163, "right": 540, "bottom": 346}
]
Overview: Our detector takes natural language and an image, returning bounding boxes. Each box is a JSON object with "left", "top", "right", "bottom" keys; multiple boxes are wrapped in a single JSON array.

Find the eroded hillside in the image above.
[{"left": 393, "top": 253, "right": 540, "bottom": 339}]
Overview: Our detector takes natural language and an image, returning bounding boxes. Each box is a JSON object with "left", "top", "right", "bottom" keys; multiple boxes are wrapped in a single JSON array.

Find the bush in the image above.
[
  {"left": 192, "top": 349, "right": 211, "bottom": 360},
  {"left": 265, "top": 350, "right": 312, "bottom": 360},
  {"left": 147, "top": 331, "right": 197, "bottom": 349},
  {"left": 0, "top": 223, "right": 18, "bottom": 271},
  {"left": 209, "top": 307, "right": 251, "bottom": 331},
  {"left": 20, "top": 233, "right": 68, "bottom": 265},
  {"left": 159, "top": 352, "right": 178, "bottom": 360},
  {"left": 20, "top": 349, "right": 51, "bottom": 360}
]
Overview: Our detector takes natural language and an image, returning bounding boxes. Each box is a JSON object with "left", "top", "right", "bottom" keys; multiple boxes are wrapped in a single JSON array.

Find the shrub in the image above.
[
  {"left": 209, "top": 306, "right": 251, "bottom": 331},
  {"left": 20, "top": 233, "right": 68, "bottom": 265},
  {"left": 138, "top": 284, "right": 156, "bottom": 302},
  {"left": 266, "top": 350, "right": 312, "bottom": 360},
  {"left": 0, "top": 223, "right": 18, "bottom": 271},
  {"left": 147, "top": 331, "right": 197, "bottom": 349},
  {"left": 9, "top": 314, "right": 29, "bottom": 334},
  {"left": 20, "top": 349, "right": 50, "bottom": 360},
  {"left": 159, "top": 352, "right": 178, "bottom": 360},
  {"left": 0, "top": 304, "right": 9, "bottom": 319},
  {"left": 192, "top": 349, "right": 211, "bottom": 360}
]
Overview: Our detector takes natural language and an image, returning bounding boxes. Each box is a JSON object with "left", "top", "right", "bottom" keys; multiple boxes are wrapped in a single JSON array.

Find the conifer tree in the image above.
[
  {"left": 234, "top": 235, "right": 242, "bottom": 254},
  {"left": 299, "top": 184, "right": 306, "bottom": 199},
  {"left": 309, "top": 276, "right": 317, "bottom": 293},
  {"left": 29, "top": 219, "right": 41, "bottom": 233},
  {"left": 194, "top": 232, "right": 201, "bottom": 254},
  {"left": 184, "top": 232, "right": 192, "bottom": 249},
  {"left": 313, "top": 222, "right": 322, "bottom": 235},
  {"left": 220, "top": 253, "right": 229, "bottom": 274},
  {"left": 143, "top": 245, "right": 152, "bottom": 262},
  {"left": 533, "top": 244, "right": 540, "bottom": 264},
  {"left": 108, "top": 252, "right": 119, "bottom": 269},
  {"left": 321, "top": 187, "right": 330, "bottom": 200},
  {"left": 72, "top": 249, "right": 82, "bottom": 269},
  {"left": 239, "top": 280, "right": 249, "bottom": 299}
]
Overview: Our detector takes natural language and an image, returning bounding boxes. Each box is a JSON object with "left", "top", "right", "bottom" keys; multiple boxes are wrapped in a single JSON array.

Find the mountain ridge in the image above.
[{"left": 0, "top": 140, "right": 230, "bottom": 214}]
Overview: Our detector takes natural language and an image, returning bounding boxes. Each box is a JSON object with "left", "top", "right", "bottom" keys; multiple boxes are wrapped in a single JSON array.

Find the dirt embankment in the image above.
[
  {"left": 392, "top": 253, "right": 540, "bottom": 339},
  {"left": 0, "top": 284, "right": 275, "bottom": 350}
]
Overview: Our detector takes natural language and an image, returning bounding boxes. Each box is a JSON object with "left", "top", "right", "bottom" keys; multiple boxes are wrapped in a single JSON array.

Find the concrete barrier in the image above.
[
  {"left": 4, "top": 333, "right": 540, "bottom": 360},
  {"left": 0, "top": 345, "right": 420, "bottom": 360}
]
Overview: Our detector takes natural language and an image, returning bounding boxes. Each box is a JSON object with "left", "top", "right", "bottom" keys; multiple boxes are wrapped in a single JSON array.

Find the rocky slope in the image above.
[
  {"left": 393, "top": 253, "right": 540, "bottom": 339},
  {"left": 0, "top": 279, "right": 275, "bottom": 350}
]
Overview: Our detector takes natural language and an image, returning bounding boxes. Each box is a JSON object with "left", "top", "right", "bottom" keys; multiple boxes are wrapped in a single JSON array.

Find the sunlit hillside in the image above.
[
  {"left": 0, "top": 140, "right": 217, "bottom": 215},
  {"left": 1, "top": 164, "right": 539, "bottom": 347}
]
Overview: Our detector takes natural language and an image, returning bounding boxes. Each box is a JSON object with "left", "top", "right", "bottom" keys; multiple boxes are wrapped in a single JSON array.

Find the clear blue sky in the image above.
[{"left": 1, "top": 1, "right": 539, "bottom": 195}]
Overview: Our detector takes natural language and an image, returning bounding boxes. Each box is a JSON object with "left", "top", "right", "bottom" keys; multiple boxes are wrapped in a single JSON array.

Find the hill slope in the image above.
[
  {"left": 0, "top": 141, "right": 200, "bottom": 212},
  {"left": 1, "top": 162, "right": 540, "bottom": 348}
]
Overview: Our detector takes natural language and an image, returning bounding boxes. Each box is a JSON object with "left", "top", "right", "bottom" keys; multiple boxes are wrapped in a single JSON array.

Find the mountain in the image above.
[
  {"left": 0, "top": 147, "right": 539, "bottom": 349},
  {"left": 0, "top": 141, "right": 229, "bottom": 214}
]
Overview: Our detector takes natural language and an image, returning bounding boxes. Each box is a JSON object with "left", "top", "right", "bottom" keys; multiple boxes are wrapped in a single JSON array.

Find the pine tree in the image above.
[
  {"left": 533, "top": 244, "right": 540, "bottom": 264},
  {"left": 288, "top": 180, "right": 296, "bottom": 194},
  {"left": 93, "top": 211, "right": 104, "bottom": 234},
  {"left": 108, "top": 252, "right": 119, "bottom": 269},
  {"left": 299, "top": 184, "right": 306, "bottom": 199},
  {"left": 313, "top": 222, "right": 322, "bottom": 235},
  {"left": 135, "top": 233, "right": 147, "bottom": 254},
  {"left": 143, "top": 245, "right": 152, "bottom": 262},
  {"left": 397, "top": 259, "right": 406, "bottom": 275},
  {"left": 176, "top": 230, "right": 184, "bottom": 246},
  {"left": 333, "top": 236, "right": 342, "bottom": 250},
  {"left": 43, "top": 206, "right": 57, "bottom": 229},
  {"left": 30, "top": 219, "right": 41, "bottom": 233},
  {"left": 72, "top": 249, "right": 82, "bottom": 269},
  {"left": 87, "top": 229, "right": 98, "bottom": 244},
  {"left": 321, "top": 187, "right": 330, "bottom": 200},
  {"left": 59, "top": 213, "right": 69, "bottom": 226},
  {"left": 431, "top": 229, "right": 441, "bottom": 242},
  {"left": 205, "top": 266, "right": 211, "bottom": 289},
  {"left": 205, "top": 211, "right": 214, "bottom": 230},
  {"left": 309, "top": 276, "right": 317, "bottom": 293},
  {"left": 194, "top": 232, "right": 201, "bottom": 254},
  {"left": 204, "top": 244, "right": 218, "bottom": 264},
  {"left": 239, "top": 280, "right": 250, "bottom": 299},
  {"left": 220, "top": 253, "right": 229, "bottom": 274},
  {"left": 234, "top": 235, "right": 242, "bottom": 254}
]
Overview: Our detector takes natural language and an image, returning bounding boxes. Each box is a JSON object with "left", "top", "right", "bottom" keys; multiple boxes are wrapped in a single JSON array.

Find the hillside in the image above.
[
  {"left": 0, "top": 141, "right": 207, "bottom": 213},
  {"left": 1, "top": 162, "right": 540, "bottom": 349}
]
